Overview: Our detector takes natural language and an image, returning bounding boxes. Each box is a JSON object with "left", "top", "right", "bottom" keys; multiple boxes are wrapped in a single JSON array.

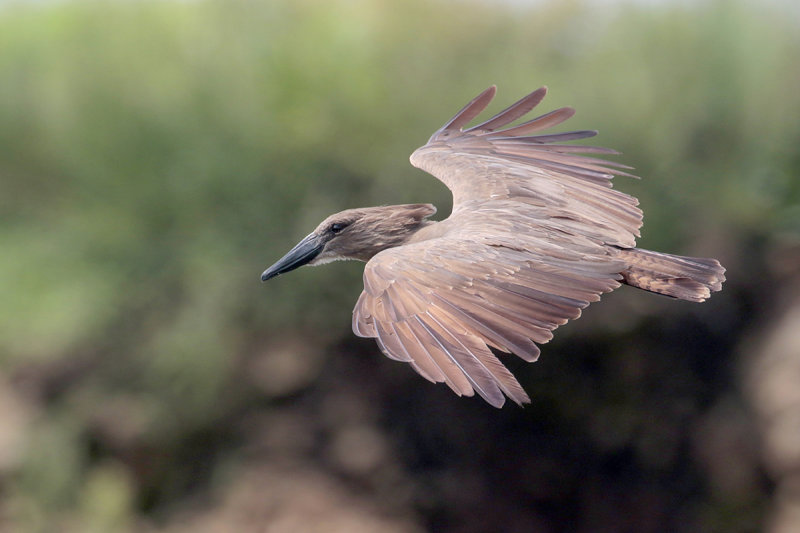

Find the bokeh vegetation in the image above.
[{"left": 0, "top": 0, "right": 798, "bottom": 531}]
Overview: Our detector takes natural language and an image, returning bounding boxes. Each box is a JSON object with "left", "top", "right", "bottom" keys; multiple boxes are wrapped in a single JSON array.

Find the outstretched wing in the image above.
[
  {"left": 353, "top": 86, "right": 644, "bottom": 407},
  {"left": 411, "top": 85, "right": 642, "bottom": 245},
  {"left": 352, "top": 226, "right": 626, "bottom": 407}
]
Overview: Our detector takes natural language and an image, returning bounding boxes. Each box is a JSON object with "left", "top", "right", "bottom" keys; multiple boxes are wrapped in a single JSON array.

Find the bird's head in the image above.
[{"left": 261, "top": 203, "right": 436, "bottom": 281}]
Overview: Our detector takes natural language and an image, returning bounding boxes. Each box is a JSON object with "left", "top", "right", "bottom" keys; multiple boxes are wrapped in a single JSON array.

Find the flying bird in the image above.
[{"left": 261, "top": 86, "right": 725, "bottom": 407}]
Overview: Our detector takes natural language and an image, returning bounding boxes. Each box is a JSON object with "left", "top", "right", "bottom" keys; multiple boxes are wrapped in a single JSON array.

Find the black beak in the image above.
[{"left": 261, "top": 233, "right": 324, "bottom": 282}]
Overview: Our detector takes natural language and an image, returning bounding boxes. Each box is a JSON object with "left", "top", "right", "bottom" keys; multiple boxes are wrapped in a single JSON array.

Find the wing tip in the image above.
[{"left": 439, "top": 85, "right": 498, "bottom": 133}]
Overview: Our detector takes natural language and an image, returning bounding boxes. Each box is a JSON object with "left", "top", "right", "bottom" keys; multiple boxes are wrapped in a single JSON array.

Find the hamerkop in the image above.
[{"left": 262, "top": 86, "right": 725, "bottom": 407}]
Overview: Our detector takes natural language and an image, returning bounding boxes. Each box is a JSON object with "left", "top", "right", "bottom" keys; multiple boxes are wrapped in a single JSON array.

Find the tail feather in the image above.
[{"left": 617, "top": 248, "right": 725, "bottom": 303}]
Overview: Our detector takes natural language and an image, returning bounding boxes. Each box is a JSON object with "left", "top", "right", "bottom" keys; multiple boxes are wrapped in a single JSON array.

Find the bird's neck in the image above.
[{"left": 353, "top": 220, "right": 438, "bottom": 262}]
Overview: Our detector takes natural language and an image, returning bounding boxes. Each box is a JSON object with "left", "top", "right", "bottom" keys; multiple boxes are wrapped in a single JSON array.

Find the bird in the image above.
[{"left": 261, "top": 85, "right": 725, "bottom": 408}]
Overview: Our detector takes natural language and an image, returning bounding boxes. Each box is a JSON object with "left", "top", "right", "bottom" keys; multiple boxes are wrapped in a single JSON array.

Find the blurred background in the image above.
[{"left": 1, "top": 0, "right": 799, "bottom": 531}]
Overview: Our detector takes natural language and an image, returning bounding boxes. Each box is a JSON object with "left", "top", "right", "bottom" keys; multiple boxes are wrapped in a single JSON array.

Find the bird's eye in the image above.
[{"left": 330, "top": 222, "right": 347, "bottom": 234}]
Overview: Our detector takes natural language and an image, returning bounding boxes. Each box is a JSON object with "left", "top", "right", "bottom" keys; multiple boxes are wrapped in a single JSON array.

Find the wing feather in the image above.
[
  {"left": 374, "top": 321, "right": 413, "bottom": 362},
  {"left": 416, "top": 312, "right": 504, "bottom": 406},
  {"left": 465, "top": 86, "right": 548, "bottom": 133},
  {"left": 431, "top": 294, "right": 541, "bottom": 361},
  {"left": 503, "top": 130, "right": 599, "bottom": 144},
  {"left": 430, "top": 85, "right": 497, "bottom": 139},
  {"left": 487, "top": 107, "right": 576, "bottom": 137},
  {"left": 428, "top": 306, "right": 530, "bottom": 405},
  {"left": 406, "top": 317, "right": 475, "bottom": 396}
]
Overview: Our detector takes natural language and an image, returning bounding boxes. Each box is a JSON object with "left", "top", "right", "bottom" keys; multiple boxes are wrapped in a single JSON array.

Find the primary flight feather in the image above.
[{"left": 261, "top": 86, "right": 725, "bottom": 407}]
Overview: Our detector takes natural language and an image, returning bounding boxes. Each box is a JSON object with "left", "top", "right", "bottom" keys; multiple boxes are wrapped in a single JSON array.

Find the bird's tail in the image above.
[{"left": 616, "top": 248, "right": 726, "bottom": 303}]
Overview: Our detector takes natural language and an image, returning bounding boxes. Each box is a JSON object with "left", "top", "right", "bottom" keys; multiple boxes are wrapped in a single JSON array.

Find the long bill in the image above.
[{"left": 261, "top": 233, "right": 323, "bottom": 281}]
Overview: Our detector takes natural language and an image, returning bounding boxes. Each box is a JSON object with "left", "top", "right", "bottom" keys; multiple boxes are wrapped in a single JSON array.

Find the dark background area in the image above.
[{"left": 1, "top": 0, "right": 798, "bottom": 531}]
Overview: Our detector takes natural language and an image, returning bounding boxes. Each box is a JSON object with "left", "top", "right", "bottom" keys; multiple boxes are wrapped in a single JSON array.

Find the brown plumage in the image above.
[{"left": 262, "top": 86, "right": 726, "bottom": 407}]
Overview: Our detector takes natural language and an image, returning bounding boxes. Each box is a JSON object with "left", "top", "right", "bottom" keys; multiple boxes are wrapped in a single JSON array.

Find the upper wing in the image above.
[
  {"left": 410, "top": 85, "right": 642, "bottom": 247},
  {"left": 352, "top": 87, "right": 643, "bottom": 407}
]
